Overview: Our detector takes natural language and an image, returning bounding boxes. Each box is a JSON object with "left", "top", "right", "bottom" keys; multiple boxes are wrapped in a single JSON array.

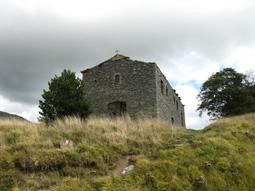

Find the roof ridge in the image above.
[
  {"left": 81, "top": 54, "right": 131, "bottom": 73},
  {"left": 110, "top": 54, "right": 130, "bottom": 61}
]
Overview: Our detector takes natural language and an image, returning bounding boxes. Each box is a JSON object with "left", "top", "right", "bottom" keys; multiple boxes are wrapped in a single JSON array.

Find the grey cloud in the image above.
[{"left": 0, "top": 3, "right": 255, "bottom": 105}]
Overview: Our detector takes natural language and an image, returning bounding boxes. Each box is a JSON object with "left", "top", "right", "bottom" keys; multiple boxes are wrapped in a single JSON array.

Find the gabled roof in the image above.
[
  {"left": 108, "top": 54, "right": 130, "bottom": 61},
  {"left": 81, "top": 54, "right": 130, "bottom": 73}
]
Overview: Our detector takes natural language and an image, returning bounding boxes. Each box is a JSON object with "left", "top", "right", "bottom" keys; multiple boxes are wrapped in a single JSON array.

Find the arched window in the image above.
[
  {"left": 114, "top": 74, "right": 120, "bottom": 84},
  {"left": 160, "top": 80, "right": 164, "bottom": 95},
  {"left": 181, "top": 112, "right": 184, "bottom": 127},
  {"left": 176, "top": 101, "right": 179, "bottom": 110},
  {"left": 166, "top": 87, "right": 169, "bottom": 96},
  {"left": 171, "top": 117, "right": 174, "bottom": 125}
]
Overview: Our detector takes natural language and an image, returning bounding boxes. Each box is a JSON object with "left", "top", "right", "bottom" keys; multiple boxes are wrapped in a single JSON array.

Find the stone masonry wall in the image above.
[
  {"left": 82, "top": 59, "right": 158, "bottom": 118},
  {"left": 155, "top": 65, "right": 186, "bottom": 127}
]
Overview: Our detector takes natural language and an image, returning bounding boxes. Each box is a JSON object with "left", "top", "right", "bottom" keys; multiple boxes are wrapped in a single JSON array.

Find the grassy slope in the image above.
[
  {"left": 0, "top": 114, "right": 254, "bottom": 191},
  {"left": 0, "top": 111, "right": 26, "bottom": 121}
]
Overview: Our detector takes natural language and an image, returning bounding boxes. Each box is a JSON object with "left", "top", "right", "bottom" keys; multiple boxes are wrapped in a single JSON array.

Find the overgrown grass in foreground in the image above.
[{"left": 0, "top": 114, "right": 255, "bottom": 190}]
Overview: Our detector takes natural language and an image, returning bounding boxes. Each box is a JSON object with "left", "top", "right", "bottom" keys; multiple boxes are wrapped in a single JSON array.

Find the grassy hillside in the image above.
[{"left": 0, "top": 114, "right": 254, "bottom": 191}]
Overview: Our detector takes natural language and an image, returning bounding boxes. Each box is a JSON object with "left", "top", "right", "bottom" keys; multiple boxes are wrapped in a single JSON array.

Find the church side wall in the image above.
[
  {"left": 155, "top": 66, "right": 185, "bottom": 127},
  {"left": 82, "top": 61, "right": 158, "bottom": 118}
]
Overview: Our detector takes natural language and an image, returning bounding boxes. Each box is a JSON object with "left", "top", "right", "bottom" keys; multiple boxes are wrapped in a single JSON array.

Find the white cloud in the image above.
[
  {"left": 173, "top": 83, "right": 210, "bottom": 129},
  {"left": 224, "top": 46, "right": 255, "bottom": 73},
  {"left": 7, "top": 0, "right": 255, "bottom": 21},
  {"left": 161, "top": 51, "right": 221, "bottom": 84}
]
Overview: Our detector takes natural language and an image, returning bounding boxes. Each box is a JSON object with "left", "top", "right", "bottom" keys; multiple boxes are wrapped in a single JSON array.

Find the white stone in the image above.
[{"left": 121, "top": 165, "right": 134, "bottom": 175}]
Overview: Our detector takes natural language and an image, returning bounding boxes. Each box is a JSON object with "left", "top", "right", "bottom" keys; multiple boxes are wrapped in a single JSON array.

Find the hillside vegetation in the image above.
[
  {"left": 0, "top": 114, "right": 255, "bottom": 191},
  {"left": 0, "top": 111, "right": 26, "bottom": 121}
]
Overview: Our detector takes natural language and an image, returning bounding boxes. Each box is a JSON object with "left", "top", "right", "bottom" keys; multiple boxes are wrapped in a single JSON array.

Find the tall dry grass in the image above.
[
  {"left": 0, "top": 116, "right": 183, "bottom": 151},
  {"left": 51, "top": 116, "right": 181, "bottom": 145}
]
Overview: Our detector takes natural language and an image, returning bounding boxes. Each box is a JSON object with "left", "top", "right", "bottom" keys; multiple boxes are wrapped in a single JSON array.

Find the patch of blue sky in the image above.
[
  {"left": 169, "top": 80, "right": 178, "bottom": 87},
  {"left": 169, "top": 79, "right": 201, "bottom": 90},
  {"left": 186, "top": 80, "right": 201, "bottom": 90}
]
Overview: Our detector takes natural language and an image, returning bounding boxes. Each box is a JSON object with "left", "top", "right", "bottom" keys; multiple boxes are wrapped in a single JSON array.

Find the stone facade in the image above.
[{"left": 81, "top": 54, "right": 185, "bottom": 127}]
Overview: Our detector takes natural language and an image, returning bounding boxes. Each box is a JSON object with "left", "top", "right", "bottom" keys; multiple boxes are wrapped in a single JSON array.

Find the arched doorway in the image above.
[{"left": 107, "top": 101, "right": 127, "bottom": 116}]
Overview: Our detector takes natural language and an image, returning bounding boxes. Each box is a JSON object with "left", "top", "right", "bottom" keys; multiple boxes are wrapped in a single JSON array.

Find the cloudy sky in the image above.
[{"left": 0, "top": 0, "right": 255, "bottom": 129}]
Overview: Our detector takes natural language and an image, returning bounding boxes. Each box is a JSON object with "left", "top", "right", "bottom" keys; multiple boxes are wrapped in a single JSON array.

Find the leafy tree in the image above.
[
  {"left": 39, "top": 69, "right": 90, "bottom": 123},
  {"left": 197, "top": 68, "right": 255, "bottom": 119}
]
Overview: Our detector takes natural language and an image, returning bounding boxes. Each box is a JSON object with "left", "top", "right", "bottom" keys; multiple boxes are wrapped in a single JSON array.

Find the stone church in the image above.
[{"left": 81, "top": 54, "right": 185, "bottom": 127}]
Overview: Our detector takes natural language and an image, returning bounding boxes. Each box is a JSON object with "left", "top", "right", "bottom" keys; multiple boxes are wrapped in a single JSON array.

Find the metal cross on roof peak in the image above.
[{"left": 115, "top": 50, "right": 119, "bottom": 55}]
